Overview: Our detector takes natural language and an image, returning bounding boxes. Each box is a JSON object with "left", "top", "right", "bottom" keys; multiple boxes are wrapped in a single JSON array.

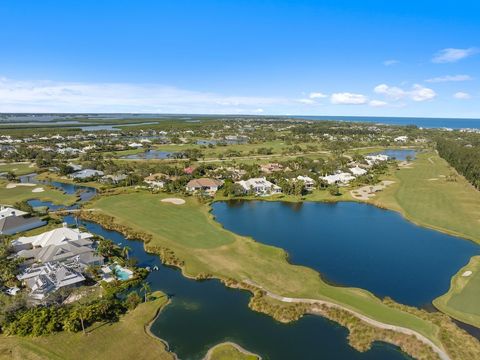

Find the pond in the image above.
[
  {"left": 370, "top": 149, "right": 417, "bottom": 161},
  {"left": 211, "top": 201, "right": 480, "bottom": 307},
  {"left": 63, "top": 214, "right": 412, "bottom": 360},
  {"left": 121, "top": 150, "right": 174, "bottom": 160}
]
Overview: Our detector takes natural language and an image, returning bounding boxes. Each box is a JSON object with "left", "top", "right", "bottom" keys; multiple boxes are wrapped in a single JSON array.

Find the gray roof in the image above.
[
  {"left": 0, "top": 216, "right": 46, "bottom": 235},
  {"left": 17, "top": 239, "right": 100, "bottom": 265}
]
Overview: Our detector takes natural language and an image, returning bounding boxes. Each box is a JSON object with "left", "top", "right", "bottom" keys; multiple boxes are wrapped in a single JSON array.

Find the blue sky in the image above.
[{"left": 0, "top": 0, "right": 479, "bottom": 117}]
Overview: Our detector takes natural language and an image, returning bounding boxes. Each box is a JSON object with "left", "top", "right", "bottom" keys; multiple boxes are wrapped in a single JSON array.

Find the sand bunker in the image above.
[
  {"left": 350, "top": 180, "right": 395, "bottom": 201},
  {"left": 462, "top": 270, "right": 473, "bottom": 277},
  {"left": 428, "top": 178, "right": 438, "bottom": 181},
  {"left": 161, "top": 198, "right": 186, "bottom": 205},
  {"left": 6, "top": 183, "right": 36, "bottom": 189},
  {"left": 32, "top": 187, "right": 45, "bottom": 193}
]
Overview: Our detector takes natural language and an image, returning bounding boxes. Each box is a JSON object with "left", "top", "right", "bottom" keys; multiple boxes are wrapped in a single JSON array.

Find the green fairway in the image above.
[
  {"left": 207, "top": 342, "right": 260, "bottom": 360},
  {"left": 434, "top": 256, "right": 480, "bottom": 328},
  {"left": 0, "top": 163, "right": 36, "bottom": 176},
  {"left": 93, "top": 192, "right": 235, "bottom": 248},
  {"left": 0, "top": 292, "right": 173, "bottom": 360},
  {"left": 0, "top": 180, "right": 77, "bottom": 206},
  {"left": 373, "top": 151, "right": 480, "bottom": 243},
  {"left": 86, "top": 190, "right": 443, "bottom": 347}
]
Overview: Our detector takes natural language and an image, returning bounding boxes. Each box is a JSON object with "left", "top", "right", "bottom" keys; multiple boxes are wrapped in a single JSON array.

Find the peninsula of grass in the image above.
[
  {"left": 433, "top": 256, "right": 480, "bottom": 328},
  {"left": 0, "top": 180, "right": 77, "bottom": 207},
  {"left": 84, "top": 190, "right": 454, "bottom": 353},
  {"left": 0, "top": 292, "right": 173, "bottom": 360},
  {"left": 372, "top": 151, "right": 480, "bottom": 243},
  {"left": 205, "top": 342, "right": 260, "bottom": 360}
]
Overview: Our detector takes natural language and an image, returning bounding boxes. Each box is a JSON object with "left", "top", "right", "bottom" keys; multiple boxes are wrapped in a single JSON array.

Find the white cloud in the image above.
[
  {"left": 453, "top": 92, "right": 471, "bottom": 100},
  {"left": 410, "top": 84, "right": 436, "bottom": 101},
  {"left": 0, "top": 77, "right": 292, "bottom": 113},
  {"left": 374, "top": 84, "right": 406, "bottom": 100},
  {"left": 425, "top": 74, "right": 472, "bottom": 83},
  {"left": 383, "top": 59, "right": 399, "bottom": 66},
  {"left": 298, "top": 98, "right": 316, "bottom": 104},
  {"left": 309, "top": 92, "right": 328, "bottom": 99},
  {"left": 432, "top": 48, "right": 478, "bottom": 63},
  {"left": 374, "top": 83, "right": 436, "bottom": 102},
  {"left": 330, "top": 92, "right": 368, "bottom": 105},
  {"left": 369, "top": 100, "right": 388, "bottom": 107}
]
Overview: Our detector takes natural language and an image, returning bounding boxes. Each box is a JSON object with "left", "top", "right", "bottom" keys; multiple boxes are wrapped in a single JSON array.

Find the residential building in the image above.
[
  {"left": 320, "top": 172, "right": 356, "bottom": 185},
  {"left": 236, "top": 177, "right": 282, "bottom": 195},
  {"left": 17, "top": 262, "right": 86, "bottom": 301},
  {"left": 144, "top": 173, "right": 166, "bottom": 188},
  {"left": 260, "top": 163, "right": 284, "bottom": 174},
  {"left": 0, "top": 216, "right": 46, "bottom": 236},
  {"left": 349, "top": 166, "right": 367, "bottom": 176},
  {"left": 295, "top": 175, "right": 316, "bottom": 191},
  {"left": 70, "top": 169, "right": 104, "bottom": 180},
  {"left": 186, "top": 178, "right": 224, "bottom": 194},
  {"left": 12, "top": 225, "right": 94, "bottom": 252}
]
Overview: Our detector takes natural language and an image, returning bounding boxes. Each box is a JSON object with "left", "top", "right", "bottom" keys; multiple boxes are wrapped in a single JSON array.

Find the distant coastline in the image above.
[{"left": 292, "top": 115, "right": 480, "bottom": 129}]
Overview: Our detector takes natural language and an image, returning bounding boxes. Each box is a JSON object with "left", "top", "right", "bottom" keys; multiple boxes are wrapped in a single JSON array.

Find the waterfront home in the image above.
[
  {"left": 144, "top": 173, "right": 166, "bottom": 188},
  {"left": 102, "top": 173, "right": 128, "bottom": 184},
  {"left": 295, "top": 175, "right": 316, "bottom": 191},
  {"left": 70, "top": 169, "right": 104, "bottom": 180},
  {"left": 186, "top": 178, "right": 224, "bottom": 194},
  {"left": 0, "top": 215, "right": 47, "bottom": 236},
  {"left": 17, "top": 262, "right": 86, "bottom": 301},
  {"left": 236, "top": 177, "right": 282, "bottom": 195},
  {"left": 349, "top": 166, "right": 367, "bottom": 176},
  {"left": 260, "top": 163, "right": 284, "bottom": 174},
  {"left": 320, "top": 172, "right": 356, "bottom": 185},
  {"left": 365, "top": 154, "right": 389, "bottom": 166},
  {"left": 0, "top": 206, "right": 28, "bottom": 218},
  {"left": 17, "top": 239, "right": 103, "bottom": 267},
  {"left": 12, "top": 224, "right": 94, "bottom": 252}
]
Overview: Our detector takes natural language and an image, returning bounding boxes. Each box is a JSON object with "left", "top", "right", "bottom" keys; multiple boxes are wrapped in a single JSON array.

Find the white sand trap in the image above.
[
  {"left": 32, "top": 187, "right": 45, "bottom": 193},
  {"left": 161, "top": 198, "right": 186, "bottom": 205},
  {"left": 428, "top": 178, "right": 438, "bottom": 181},
  {"left": 462, "top": 270, "right": 473, "bottom": 277},
  {"left": 6, "top": 183, "right": 36, "bottom": 189}
]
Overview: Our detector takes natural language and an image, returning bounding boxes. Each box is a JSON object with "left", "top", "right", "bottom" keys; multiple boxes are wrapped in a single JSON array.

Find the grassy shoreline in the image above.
[
  {"left": 433, "top": 256, "right": 480, "bottom": 328},
  {"left": 80, "top": 190, "right": 480, "bottom": 359}
]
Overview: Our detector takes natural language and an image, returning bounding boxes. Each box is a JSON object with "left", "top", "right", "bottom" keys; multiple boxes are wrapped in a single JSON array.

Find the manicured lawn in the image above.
[
  {"left": 0, "top": 180, "right": 77, "bottom": 206},
  {"left": 93, "top": 192, "right": 236, "bottom": 249},
  {"left": 0, "top": 163, "right": 36, "bottom": 176},
  {"left": 0, "top": 292, "right": 173, "bottom": 360},
  {"left": 87, "top": 190, "right": 440, "bottom": 345},
  {"left": 433, "top": 256, "right": 480, "bottom": 328},
  {"left": 207, "top": 343, "right": 259, "bottom": 360},
  {"left": 373, "top": 152, "right": 480, "bottom": 243}
]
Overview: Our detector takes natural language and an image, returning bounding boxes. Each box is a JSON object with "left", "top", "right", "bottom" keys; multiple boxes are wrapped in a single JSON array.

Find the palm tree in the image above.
[
  {"left": 141, "top": 282, "right": 151, "bottom": 303},
  {"left": 121, "top": 245, "right": 132, "bottom": 260}
]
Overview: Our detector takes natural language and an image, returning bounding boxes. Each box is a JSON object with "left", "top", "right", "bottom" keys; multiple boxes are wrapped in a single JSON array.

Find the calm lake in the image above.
[
  {"left": 63, "top": 214, "right": 411, "bottom": 360},
  {"left": 121, "top": 150, "right": 174, "bottom": 160},
  {"left": 211, "top": 201, "right": 480, "bottom": 307}
]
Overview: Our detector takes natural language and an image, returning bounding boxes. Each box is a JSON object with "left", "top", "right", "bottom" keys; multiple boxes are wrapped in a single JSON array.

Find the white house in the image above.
[
  {"left": 320, "top": 172, "right": 355, "bottom": 185},
  {"left": 12, "top": 224, "right": 93, "bottom": 252},
  {"left": 236, "top": 177, "right": 282, "bottom": 195},
  {"left": 0, "top": 206, "right": 28, "bottom": 218},
  {"left": 349, "top": 166, "right": 367, "bottom": 176},
  {"left": 365, "top": 154, "right": 389, "bottom": 166},
  {"left": 295, "top": 175, "right": 316, "bottom": 191},
  {"left": 394, "top": 136, "right": 408, "bottom": 142}
]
